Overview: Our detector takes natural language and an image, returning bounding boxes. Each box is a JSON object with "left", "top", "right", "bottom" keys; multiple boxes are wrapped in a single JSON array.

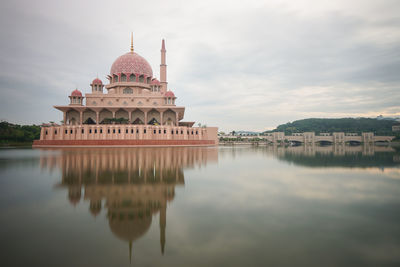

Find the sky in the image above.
[{"left": 0, "top": 0, "right": 399, "bottom": 132}]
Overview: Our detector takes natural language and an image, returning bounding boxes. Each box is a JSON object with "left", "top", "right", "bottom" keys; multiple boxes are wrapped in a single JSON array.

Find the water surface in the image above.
[{"left": 0, "top": 145, "right": 399, "bottom": 266}]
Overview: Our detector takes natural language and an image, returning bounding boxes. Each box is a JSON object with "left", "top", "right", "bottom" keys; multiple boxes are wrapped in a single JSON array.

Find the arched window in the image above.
[
  {"left": 121, "top": 74, "right": 127, "bottom": 82},
  {"left": 129, "top": 74, "right": 136, "bottom": 82},
  {"left": 146, "top": 77, "right": 151, "bottom": 84},
  {"left": 123, "top": 88, "right": 133, "bottom": 94},
  {"left": 113, "top": 75, "right": 118, "bottom": 83},
  {"left": 139, "top": 75, "right": 144, "bottom": 83}
]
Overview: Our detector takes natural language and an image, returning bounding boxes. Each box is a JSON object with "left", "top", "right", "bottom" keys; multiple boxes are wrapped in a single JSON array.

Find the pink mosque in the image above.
[{"left": 33, "top": 35, "right": 218, "bottom": 147}]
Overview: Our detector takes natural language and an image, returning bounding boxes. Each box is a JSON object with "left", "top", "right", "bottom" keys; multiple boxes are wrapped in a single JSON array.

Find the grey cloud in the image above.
[{"left": 0, "top": 0, "right": 399, "bottom": 131}]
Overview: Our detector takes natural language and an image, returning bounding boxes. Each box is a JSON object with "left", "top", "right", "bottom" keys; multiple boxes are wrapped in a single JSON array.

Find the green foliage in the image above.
[
  {"left": 0, "top": 121, "right": 41, "bottom": 144},
  {"left": 265, "top": 118, "right": 397, "bottom": 136},
  {"left": 392, "top": 133, "right": 400, "bottom": 141}
]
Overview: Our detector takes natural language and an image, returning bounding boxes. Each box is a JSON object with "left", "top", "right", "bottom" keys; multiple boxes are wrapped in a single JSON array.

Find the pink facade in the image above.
[{"left": 33, "top": 36, "right": 218, "bottom": 147}]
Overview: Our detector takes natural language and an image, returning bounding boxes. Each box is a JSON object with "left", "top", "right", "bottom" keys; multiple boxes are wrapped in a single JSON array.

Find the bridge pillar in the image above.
[
  {"left": 333, "top": 132, "right": 345, "bottom": 144},
  {"left": 362, "top": 132, "right": 374, "bottom": 143}
]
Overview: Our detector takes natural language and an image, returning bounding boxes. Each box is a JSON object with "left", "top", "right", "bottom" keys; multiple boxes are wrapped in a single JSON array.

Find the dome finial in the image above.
[{"left": 130, "top": 32, "right": 134, "bottom": 53}]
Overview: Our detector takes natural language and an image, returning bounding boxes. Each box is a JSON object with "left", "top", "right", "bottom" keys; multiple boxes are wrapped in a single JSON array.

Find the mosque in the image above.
[{"left": 33, "top": 35, "right": 218, "bottom": 147}]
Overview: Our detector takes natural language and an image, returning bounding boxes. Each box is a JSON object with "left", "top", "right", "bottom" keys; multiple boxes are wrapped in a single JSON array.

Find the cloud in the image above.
[{"left": 0, "top": 0, "right": 399, "bottom": 131}]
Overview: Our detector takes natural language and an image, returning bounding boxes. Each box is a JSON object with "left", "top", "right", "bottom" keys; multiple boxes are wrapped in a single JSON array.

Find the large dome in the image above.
[{"left": 110, "top": 52, "right": 153, "bottom": 77}]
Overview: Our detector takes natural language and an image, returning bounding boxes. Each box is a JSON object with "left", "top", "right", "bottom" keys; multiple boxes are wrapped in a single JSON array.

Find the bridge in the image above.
[{"left": 224, "top": 132, "right": 395, "bottom": 144}]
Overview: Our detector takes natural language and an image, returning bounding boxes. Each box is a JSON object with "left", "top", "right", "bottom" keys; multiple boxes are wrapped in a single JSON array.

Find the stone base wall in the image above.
[
  {"left": 33, "top": 125, "right": 218, "bottom": 147},
  {"left": 32, "top": 139, "right": 216, "bottom": 147}
]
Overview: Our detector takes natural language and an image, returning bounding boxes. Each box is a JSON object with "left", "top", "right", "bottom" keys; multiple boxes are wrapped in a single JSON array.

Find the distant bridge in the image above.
[{"left": 224, "top": 132, "right": 394, "bottom": 144}]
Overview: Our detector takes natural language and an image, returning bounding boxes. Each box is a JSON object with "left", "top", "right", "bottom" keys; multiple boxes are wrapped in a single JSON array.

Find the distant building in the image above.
[{"left": 393, "top": 125, "right": 400, "bottom": 132}]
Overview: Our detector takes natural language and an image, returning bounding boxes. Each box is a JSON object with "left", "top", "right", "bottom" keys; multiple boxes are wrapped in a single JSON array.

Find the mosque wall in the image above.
[{"left": 33, "top": 125, "right": 218, "bottom": 147}]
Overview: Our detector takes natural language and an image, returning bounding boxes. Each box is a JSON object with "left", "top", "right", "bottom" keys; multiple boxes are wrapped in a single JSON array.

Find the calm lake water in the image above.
[{"left": 0, "top": 145, "right": 400, "bottom": 267}]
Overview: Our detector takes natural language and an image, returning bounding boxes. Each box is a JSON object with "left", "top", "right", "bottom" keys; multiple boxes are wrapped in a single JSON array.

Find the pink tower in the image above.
[{"left": 160, "top": 39, "right": 167, "bottom": 92}]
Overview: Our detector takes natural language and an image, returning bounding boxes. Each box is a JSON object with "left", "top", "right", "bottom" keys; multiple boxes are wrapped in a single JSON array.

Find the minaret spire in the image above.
[
  {"left": 160, "top": 39, "right": 167, "bottom": 92},
  {"left": 130, "top": 32, "right": 134, "bottom": 53}
]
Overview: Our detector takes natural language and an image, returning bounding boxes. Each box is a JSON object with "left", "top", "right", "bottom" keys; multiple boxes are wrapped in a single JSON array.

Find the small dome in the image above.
[
  {"left": 71, "top": 89, "right": 82, "bottom": 97},
  {"left": 110, "top": 52, "right": 153, "bottom": 78},
  {"left": 151, "top": 78, "right": 160, "bottom": 85},
  {"left": 92, "top": 78, "right": 103, "bottom": 85},
  {"left": 165, "top": 91, "right": 175, "bottom": 98}
]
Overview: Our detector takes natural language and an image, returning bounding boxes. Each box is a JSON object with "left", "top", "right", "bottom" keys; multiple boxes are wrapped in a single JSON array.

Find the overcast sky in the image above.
[{"left": 0, "top": 0, "right": 399, "bottom": 132}]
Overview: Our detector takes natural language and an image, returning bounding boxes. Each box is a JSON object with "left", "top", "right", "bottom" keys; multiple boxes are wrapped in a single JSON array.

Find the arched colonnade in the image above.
[{"left": 64, "top": 107, "right": 179, "bottom": 126}]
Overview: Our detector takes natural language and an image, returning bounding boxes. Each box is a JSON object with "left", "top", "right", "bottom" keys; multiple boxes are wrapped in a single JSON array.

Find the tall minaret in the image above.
[{"left": 160, "top": 39, "right": 167, "bottom": 92}]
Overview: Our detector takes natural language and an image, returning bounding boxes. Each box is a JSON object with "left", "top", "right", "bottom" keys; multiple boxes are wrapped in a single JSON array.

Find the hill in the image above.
[{"left": 264, "top": 118, "right": 398, "bottom": 136}]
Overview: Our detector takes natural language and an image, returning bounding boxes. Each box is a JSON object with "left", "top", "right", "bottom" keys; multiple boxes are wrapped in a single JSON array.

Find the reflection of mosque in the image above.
[{"left": 40, "top": 147, "right": 218, "bottom": 260}]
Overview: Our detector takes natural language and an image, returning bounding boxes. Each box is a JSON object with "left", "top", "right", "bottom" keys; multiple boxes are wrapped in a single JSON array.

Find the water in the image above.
[{"left": 0, "top": 145, "right": 399, "bottom": 267}]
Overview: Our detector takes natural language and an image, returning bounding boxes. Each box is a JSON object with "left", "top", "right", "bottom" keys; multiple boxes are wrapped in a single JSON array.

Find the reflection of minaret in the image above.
[
  {"left": 160, "top": 201, "right": 166, "bottom": 255},
  {"left": 129, "top": 241, "right": 133, "bottom": 264}
]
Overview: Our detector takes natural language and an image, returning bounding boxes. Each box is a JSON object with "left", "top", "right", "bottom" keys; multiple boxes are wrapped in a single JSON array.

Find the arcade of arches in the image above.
[{"left": 65, "top": 108, "right": 180, "bottom": 126}]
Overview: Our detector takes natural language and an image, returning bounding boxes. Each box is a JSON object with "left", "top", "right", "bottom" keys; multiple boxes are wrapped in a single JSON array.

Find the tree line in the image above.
[
  {"left": 263, "top": 118, "right": 398, "bottom": 136},
  {"left": 0, "top": 121, "right": 41, "bottom": 144}
]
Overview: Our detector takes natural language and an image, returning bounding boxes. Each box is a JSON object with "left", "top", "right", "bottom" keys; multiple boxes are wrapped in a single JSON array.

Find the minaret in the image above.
[{"left": 160, "top": 39, "right": 167, "bottom": 92}]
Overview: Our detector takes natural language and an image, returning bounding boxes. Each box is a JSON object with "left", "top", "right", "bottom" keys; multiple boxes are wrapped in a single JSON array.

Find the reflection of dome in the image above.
[
  {"left": 68, "top": 186, "right": 81, "bottom": 206},
  {"left": 109, "top": 215, "right": 152, "bottom": 242},
  {"left": 110, "top": 52, "right": 153, "bottom": 77},
  {"left": 71, "top": 89, "right": 82, "bottom": 97},
  {"left": 89, "top": 200, "right": 101, "bottom": 217}
]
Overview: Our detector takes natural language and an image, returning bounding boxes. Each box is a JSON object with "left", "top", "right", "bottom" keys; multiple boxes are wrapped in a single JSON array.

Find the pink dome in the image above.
[
  {"left": 151, "top": 78, "right": 160, "bottom": 85},
  {"left": 71, "top": 89, "right": 82, "bottom": 97},
  {"left": 165, "top": 91, "right": 175, "bottom": 98},
  {"left": 92, "top": 78, "right": 102, "bottom": 84},
  {"left": 110, "top": 52, "right": 153, "bottom": 78}
]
